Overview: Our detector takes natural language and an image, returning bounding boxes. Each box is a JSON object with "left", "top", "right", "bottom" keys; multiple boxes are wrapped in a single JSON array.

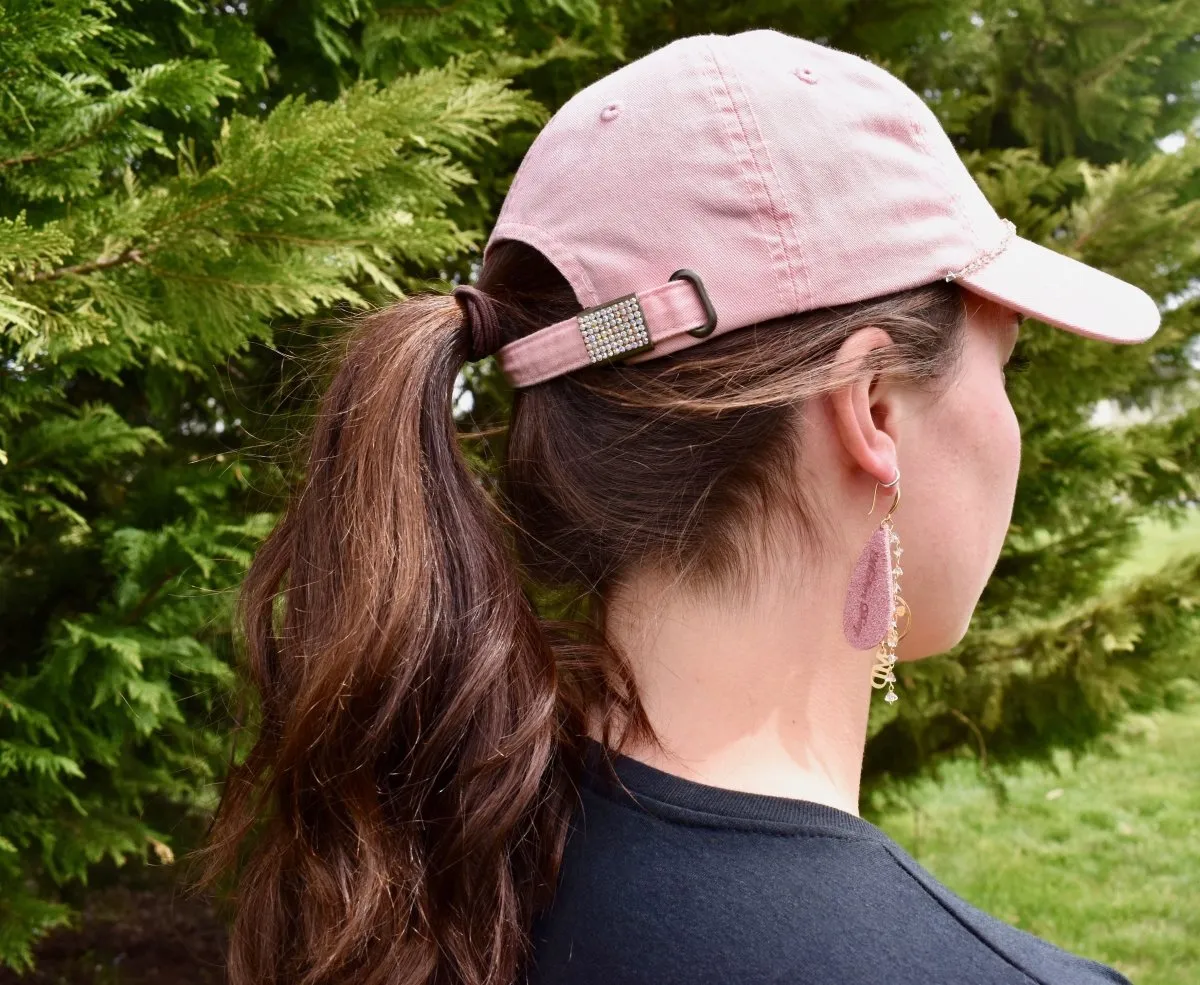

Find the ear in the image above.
[{"left": 828, "top": 326, "right": 900, "bottom": 487}]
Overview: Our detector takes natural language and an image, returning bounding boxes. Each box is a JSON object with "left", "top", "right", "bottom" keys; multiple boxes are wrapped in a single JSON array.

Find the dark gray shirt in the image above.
[{"left": 526, "top": 741, "right": 1133, "bottom": 985}]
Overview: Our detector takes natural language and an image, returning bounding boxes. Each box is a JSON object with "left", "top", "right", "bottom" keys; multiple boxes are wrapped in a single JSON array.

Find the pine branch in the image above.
[
  {"left": 122, "top": 567, "right": 181, "bottom": 626},
  {"left": 1075, "top": 27, "right": 1156, "bottom": 93},
  {"left": 234, "top": 230, "right": 373, "bottom": 248},
  {"left": 27, "top": 246, "right": 144, "bottom": 282},
  {"left": 0, "top": 125, "right": 122, "bottom": 171}
]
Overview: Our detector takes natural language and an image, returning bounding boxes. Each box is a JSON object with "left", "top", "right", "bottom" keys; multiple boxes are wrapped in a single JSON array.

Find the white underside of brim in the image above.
[{"left": 957, "top": 235, "right": 1161, "bottom": 344}]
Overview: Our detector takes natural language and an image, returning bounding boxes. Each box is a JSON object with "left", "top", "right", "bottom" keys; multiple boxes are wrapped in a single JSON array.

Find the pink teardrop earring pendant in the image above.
[{"left": 841, "top": 466, "right": 911, "bottom": 704}]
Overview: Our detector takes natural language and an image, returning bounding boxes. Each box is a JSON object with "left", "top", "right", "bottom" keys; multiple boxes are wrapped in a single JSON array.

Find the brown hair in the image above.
[{"left": 201, "top": 240, "right": 967, "bottom": 985}]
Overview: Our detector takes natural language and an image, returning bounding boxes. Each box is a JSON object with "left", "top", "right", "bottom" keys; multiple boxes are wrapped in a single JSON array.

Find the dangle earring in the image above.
[{"left": 840, "top": 466, "right": 911, "bottom": 705}]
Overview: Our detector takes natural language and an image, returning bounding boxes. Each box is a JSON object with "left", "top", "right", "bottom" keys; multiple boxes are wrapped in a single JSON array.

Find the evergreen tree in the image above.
[
  {"left": 3, "top": 0, "right": 1199, "bottom": 969},
  {"left": 0, "top": 0, "right": 583, "bottom": 966}
]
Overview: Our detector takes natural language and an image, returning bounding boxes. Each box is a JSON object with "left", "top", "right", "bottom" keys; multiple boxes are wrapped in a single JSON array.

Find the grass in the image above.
[
  {"left": 1108, "top": 509, "right": 1200, "bottom": 585},
  {"left": 871, "top": 512, "right": 1200, "bottom": 985},
  {"left": 873, "top": 703, "right": 1200, "bottom": 985}
]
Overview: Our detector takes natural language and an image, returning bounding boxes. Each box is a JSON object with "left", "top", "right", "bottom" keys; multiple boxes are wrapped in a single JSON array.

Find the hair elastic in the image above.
[{"left": 452, "top": 284, "right": 504, "bottom": 362}]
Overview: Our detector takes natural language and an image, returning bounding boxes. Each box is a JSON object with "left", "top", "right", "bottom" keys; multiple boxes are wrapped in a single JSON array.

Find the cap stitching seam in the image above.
[
  {"left": 740, "top": 61, "right": 813, "bottom": 309},
  {"left": 702, "top": 40, "right": 795, "bottom": 317},
  {"left": 707, "top": 42, "right": 810, "bottom": 311}
]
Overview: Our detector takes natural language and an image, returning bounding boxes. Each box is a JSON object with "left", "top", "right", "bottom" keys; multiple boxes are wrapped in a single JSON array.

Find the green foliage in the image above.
[
  {"left": 0, "top": 0, "right": 571, "bottom": 968},
  {"left": 869, "top": 551, "right": 1200, "bottom": 775},
  {"left": 3, "top": 0, "right": 1200, "bottom": 970}
]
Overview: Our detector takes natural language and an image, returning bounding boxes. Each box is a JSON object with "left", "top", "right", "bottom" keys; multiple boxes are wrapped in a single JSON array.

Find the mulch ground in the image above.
[{"left": 0, "top": 882, "right": 227, "bottom": 985}]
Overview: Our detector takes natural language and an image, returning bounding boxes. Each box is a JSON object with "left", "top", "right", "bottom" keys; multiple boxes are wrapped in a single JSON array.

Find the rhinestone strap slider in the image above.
[{"left": 577, "top": 293, "right": 654, "bottom": 365}]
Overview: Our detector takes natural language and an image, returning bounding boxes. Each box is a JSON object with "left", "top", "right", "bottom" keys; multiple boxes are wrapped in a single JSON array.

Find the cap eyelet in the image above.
[
  {"left": 599, "top": 101, "right": 623, "bottom": 121},
  {"left": 793, "top": 66, "right": 818, "bottom": 84}
]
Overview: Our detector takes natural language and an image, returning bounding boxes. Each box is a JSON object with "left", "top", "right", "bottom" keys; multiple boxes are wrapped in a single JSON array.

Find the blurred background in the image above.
[{"left": 1, "top": 1, "right": 1198, "bottom": 982}]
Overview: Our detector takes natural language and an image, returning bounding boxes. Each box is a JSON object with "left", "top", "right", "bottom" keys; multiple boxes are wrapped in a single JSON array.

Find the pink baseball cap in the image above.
[{"left": 481, "top": 29, "right": 1161, "bottom": 388}]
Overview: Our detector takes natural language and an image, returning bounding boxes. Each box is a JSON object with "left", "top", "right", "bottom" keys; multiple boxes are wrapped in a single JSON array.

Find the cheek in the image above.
[
  {"left": 985, "top": 385, "right": 1022, "bottom": 526},
  {"left": 930, "top": 373, "right": 1021, "bottom": 522},
  {"left": 956, "top": 378, "right": 1022, "bottom": 597},
  {"left": 943, "top": 367, "right": 1017, "bottom": 505},
  {"left": 905, "top": 377, "right": 1020, "bottom": 651}
]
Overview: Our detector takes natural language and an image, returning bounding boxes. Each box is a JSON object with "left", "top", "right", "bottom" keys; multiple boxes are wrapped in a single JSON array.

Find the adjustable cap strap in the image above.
[{"left": 496, "top": 269, "right": 717, "bottom": 388}]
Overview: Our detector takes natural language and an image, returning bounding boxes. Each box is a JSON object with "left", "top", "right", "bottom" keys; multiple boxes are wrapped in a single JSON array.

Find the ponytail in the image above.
[{"left": 203, "top": 294, "right": 574, "bottom": 985}]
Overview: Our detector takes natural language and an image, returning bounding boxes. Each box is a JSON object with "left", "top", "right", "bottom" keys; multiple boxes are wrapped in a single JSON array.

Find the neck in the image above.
[{"left": 601, "top": 561, "right": 876, "bottom": 817}]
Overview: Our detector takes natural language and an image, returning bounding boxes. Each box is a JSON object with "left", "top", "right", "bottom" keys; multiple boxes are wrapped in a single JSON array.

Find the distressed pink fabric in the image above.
[
  {"left": 484, "top": 29, "right": 1160, "bottom": 388},
  {"left": 842, "top": 525, "right": 894, "bottom": 650}
]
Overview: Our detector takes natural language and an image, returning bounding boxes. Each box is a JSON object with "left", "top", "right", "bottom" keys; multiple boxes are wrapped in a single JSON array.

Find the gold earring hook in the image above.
[{"left": 868, "top": 466, "right": 901, "bottom": 521}]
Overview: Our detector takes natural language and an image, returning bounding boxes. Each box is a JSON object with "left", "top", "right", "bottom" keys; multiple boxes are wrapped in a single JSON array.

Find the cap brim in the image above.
[{"left": 956, "top": 235, "right": 1161, "bottom": 344}]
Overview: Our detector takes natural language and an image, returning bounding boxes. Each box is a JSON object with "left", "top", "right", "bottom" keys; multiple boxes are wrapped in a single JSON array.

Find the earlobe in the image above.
[{"left": 829, "top": 328, "right": 899, "bottom": 487}]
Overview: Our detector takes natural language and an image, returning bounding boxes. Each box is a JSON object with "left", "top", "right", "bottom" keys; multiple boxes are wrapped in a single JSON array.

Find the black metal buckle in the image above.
[{"left": 669, "top": 268, "right": 718, "bottom": 338}]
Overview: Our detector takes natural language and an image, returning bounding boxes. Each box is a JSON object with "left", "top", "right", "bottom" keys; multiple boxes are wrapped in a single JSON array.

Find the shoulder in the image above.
[
  {"left": 526, "top": 787, "right": 1132, "bottom": 985},
  {"left": 882, "top": 840, "right": 1134, "bottom": 985}
]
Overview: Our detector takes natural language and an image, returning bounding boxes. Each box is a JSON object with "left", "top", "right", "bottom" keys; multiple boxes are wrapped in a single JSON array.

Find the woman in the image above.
[{"left": 205, "top": 28, "right": 1158, "bottom": 985}]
